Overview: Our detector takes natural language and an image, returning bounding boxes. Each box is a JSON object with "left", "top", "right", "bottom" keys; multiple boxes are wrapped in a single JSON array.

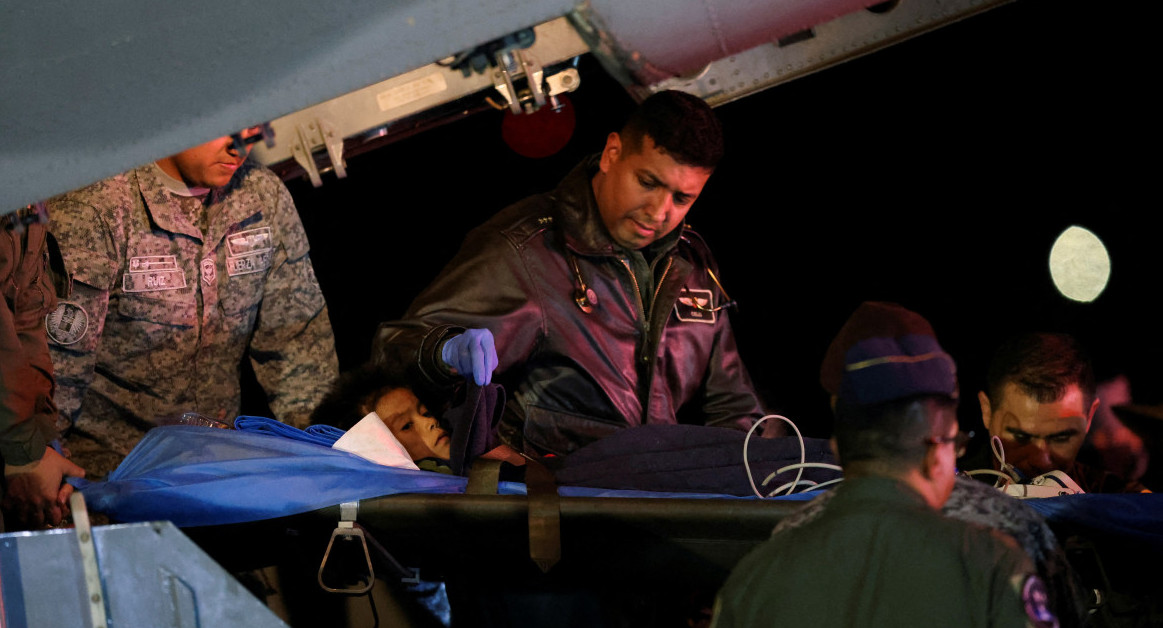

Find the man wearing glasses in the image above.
[
  {"left": 373, "top": 91, "right": 768, "bottom": 461},
  {"left": 45, "top": 127, "right": 338, "bottom": 477},
  {"left": 712, "top": 301, "right": 1059, "bottom": 628}
]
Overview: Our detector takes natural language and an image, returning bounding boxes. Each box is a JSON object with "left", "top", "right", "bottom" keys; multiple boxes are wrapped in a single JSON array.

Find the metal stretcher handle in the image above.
[
  {"left": 316, "top": 501, "right": 420, "bottom": 594},
  {"left": 317, "top": 501, "right": 375, "bottom": 594}
]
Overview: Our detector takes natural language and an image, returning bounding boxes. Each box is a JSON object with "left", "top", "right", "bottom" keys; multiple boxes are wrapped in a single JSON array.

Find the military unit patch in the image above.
[
  {"left": 674, "top": 288, "right": 716, "bottom": 324},
  {"left": 45, "top": 301, "right": 89, "bottom": 345},
  {"left": 201, "top": 258, "right": 217, "bottom": 285},
  {"left": 225, "top": 227, "right": 273, "bottom": 277}
]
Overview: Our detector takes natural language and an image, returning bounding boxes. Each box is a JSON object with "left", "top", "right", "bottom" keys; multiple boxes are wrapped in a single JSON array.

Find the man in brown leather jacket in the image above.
[
  {"left": 374, "top": 91, "right": 768, "bottom": 459},
  {"left": 1, "top": 204, "right": 85, "bottom": 530}
]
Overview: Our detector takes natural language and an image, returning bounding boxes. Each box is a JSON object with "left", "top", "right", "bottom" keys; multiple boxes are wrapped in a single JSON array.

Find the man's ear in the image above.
[
  {"left": 828, "top": 437, "right": 841, "bottom": 465},
  {"left": 598, "top": 132, "right": 621, "bottom": 174},
  {"left": 1085, "top": 396, "right": 1100, "bottom": 432},
  {"left": 977, "top": 390, "right": 992, "bottom": 431},
  {"left": 920, "top": 440, "right": 942, "bottom": 480}
]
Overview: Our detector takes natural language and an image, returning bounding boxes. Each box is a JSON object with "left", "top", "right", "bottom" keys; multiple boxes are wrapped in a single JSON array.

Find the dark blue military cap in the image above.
[{"left": 820, "top": 301, "right": 958, "bottom": 406}]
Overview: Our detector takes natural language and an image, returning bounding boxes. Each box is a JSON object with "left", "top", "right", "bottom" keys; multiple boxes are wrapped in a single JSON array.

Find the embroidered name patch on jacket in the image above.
[
  {"left": 123, "top": 255, "right": 187, "bottom": 292},
  {"left": 674, "top": 288, "right": 716, "bottom": 324},
  {"left": 226, "top": 227, "right": 273, "bottom": 277}
]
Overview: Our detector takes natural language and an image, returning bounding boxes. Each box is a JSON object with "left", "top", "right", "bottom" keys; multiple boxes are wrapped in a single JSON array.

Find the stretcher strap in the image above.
[
  {"left": 525, "top": 460, "right": 561, "bottom": 573},
  {"left": 466, "top": 458, "right": 503, "bottom": 495}
]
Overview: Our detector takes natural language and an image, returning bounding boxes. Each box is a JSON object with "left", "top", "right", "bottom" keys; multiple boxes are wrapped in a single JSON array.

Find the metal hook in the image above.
[
  {"left": 682, "top": 267, "right": 737, "bottom": 313},
  {"left": 569, "top": 252, "right": 597, "bottom": 313},
  {"left": 317, "top": 502, "right": 375, "bottom": 595}
]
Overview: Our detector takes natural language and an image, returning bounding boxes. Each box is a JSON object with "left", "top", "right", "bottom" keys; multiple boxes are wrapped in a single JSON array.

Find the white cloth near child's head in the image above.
[{"left": 332, "top": 411, "right": 419, "bottom": 470}]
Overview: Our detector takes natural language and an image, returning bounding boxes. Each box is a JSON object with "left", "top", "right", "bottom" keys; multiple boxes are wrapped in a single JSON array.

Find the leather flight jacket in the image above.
[{"left": 374, "top": 157, "right": 766, "bottom": 457}]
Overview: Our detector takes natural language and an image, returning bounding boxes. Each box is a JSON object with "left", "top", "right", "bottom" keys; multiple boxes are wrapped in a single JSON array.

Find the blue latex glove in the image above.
[{"left": 440, "top": 328, "right": 498, "bottom": 386}]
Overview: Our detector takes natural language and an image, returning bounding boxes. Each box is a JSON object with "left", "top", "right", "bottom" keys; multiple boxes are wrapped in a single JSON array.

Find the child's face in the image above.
[{"left": 374, "top": 388, "right": 451, "bottom": 460}]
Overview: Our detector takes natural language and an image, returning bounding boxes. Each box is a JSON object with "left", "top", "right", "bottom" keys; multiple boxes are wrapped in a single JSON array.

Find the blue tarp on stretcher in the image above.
[
  {"left": 76, "top": 425, "right": 1163, "bottom": 556},
  {"left": 75, "top": 426, "right": 513, "bottom": 527},
  {"left": 75, "top": 425, "right": 819, "bottom": 527},
  {"left": 1024, "top": 492, "right": 1163, "bottom": 554}
]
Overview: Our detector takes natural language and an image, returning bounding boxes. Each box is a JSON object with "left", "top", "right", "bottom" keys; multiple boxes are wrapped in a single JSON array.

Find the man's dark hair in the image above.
[
  {"left": 620, "top": 90, "right": 724, "bottom": 170},
  {"left": 310, "top": 363, "right": 419, "bottom": 430},
  {"left": 833, "top": 395, "right": 958, "bottom": 474},
  {"left": 985, "top": 332, "right": 1095, "bottom": 411}
]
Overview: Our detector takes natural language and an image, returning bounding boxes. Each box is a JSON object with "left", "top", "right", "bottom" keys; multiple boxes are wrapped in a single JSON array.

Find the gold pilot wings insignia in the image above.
[{"left": 674, "top": 288, "right": 715, "bottom": 324}]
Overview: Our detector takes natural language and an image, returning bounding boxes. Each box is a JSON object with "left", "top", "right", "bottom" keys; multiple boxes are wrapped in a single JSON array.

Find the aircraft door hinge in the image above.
[{"left": 290, "top": 118, "right": 347, "bottom": 187}]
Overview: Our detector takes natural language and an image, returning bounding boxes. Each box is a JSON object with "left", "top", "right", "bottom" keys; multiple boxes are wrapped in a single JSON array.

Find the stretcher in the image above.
[
  {"left": 72, "top": 424, "right": 1163, "bottom": 626},
  {"left": 77, "top": 425, "right": 818, "bottom": 582}
]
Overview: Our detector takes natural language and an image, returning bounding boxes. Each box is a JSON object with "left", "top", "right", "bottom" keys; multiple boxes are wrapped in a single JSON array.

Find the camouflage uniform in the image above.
[{"left": 46, "top": 162, "right": 338, "bottom": 475}]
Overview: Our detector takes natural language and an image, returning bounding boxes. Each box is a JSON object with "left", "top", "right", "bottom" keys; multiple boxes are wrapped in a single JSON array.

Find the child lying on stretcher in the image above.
[{"left": 309, "top": 364, "right": 452, "bottom": 471}]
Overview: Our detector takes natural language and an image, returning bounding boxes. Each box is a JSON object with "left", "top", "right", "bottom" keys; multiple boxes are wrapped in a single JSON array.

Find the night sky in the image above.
[{"left": 279, "top": 0, "right": 1161, "bottom": 445}]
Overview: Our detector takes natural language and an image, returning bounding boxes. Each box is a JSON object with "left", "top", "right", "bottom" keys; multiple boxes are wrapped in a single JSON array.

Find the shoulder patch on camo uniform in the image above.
[
  {"left": 674, "top": 288, "right": 716, "bottom": 324},
  {"left": 1020, "top": 574, "right": 1058, "bottom": 628},
  {"left": 45, "top": 301, "right": 89, "bottom": 345}
]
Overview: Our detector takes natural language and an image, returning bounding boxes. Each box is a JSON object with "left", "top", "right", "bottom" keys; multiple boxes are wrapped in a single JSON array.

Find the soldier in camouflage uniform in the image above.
[
  {"left": 45, "top": 127, "right": 339, "bottom": 478},
  {"left": 2, "top": 204, "right": 86, "bottom": 530}
]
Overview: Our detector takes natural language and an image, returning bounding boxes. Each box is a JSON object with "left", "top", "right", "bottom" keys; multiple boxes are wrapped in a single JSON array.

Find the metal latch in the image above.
[
  {"left": 290, "top": 118, "right": 347, "bottom": 188},
  {"left": 493, "top": 49, "right": 545, "bottom": 114},
  {"left": 492, "top": 49, "right": 580, "bottom": 115}
]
